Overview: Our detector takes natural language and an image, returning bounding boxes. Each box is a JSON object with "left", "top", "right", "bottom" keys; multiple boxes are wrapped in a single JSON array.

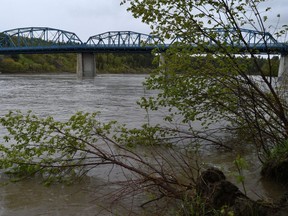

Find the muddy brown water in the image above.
[{"left": 0, "top": 73, "right": 285, "bottom": 215}]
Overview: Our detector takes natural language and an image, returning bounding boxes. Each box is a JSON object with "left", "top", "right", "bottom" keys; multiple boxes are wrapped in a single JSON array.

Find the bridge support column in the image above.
[
  {"left": 159, "top": 53, "right": 165, "bottom": 67},
  {"left": 77, "top": 53, "right": 96, "bottom": 78},
  {"left": 159, "top": 53, "right": 168, "bottom": 74},
  {"left": 278, "top": 54, "right": 288, "bottom": 85}
]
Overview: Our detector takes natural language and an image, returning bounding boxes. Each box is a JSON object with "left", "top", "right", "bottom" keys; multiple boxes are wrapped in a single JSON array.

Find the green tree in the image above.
[
  {"left": 0, "top": 0, "right": 288, "bottom": 214},
  {"left": 122, "top": 0, "right": 288, "bottom": 174},
  {"left": 0, "top": 54, "right": 77, "bottom": 73},
  {"left": 95, "top": 53, "right": 155, "bottom": 73}
]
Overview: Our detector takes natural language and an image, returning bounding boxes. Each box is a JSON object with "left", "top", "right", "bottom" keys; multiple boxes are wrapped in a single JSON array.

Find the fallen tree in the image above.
[
  {"left": 122, "top": 0, "right": 288, "bottom": 183},
  {"left": 0, "top": 111, "right": 287, "bottom": 215}
]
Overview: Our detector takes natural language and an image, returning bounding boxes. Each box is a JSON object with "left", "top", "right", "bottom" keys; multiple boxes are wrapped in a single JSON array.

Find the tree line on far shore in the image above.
[
  {"left": 0, "top": 53, "right": 280, "bottom": 76},
  {"left": 0, "top": 53, "right": 155, "bottom": 74}
]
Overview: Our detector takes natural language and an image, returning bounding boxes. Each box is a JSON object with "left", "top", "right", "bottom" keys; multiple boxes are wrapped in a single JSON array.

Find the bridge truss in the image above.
[
  {"left": 0, "top": 27, "right": 83, "bottom": 52},
  {"left": 172, "top": 28, "right": 287, "bottom": 53},
  {"left": 86, "top": 31, "right": 163, "bottom": 50},
  {"left": 0, "top": 27, "right": 287, "bottom": 54}
]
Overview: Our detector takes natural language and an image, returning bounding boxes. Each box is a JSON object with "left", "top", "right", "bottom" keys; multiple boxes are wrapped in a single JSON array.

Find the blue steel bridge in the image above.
[
  {"left": 0, "top": 27, "right": 164, "bottom": 54},
  {"left": 0, "top": 27, "right": 287, "bottom": 77},
  {"left": 0, "top": 27, "right": 288, "bottom": 54}
]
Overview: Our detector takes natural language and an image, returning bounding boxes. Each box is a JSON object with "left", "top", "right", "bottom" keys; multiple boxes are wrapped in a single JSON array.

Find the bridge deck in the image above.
[{"left": 0, "top": 27, "right": 287, "bottom": 54}]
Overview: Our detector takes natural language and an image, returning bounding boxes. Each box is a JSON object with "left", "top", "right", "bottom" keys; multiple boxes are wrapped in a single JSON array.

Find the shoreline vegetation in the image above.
[
  {"left": 0, "top": 53, "right": 279, "bottom": 76},
  {"left": 1, "top": 0, "right": 288, "bottom": 214},
  {"left": 0, "top": 53, "right": 155, "bottom": 74}
]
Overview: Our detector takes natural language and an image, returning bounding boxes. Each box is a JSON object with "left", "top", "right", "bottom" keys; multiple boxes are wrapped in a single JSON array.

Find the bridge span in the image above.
[{"left": 0, "top": 27, "right": 288, "bottom": 78}]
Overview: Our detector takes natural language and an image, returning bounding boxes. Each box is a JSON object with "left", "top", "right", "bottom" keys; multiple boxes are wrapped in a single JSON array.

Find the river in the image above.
[{"left": 0, "top": 73, "right": 285, "bottom": 215}]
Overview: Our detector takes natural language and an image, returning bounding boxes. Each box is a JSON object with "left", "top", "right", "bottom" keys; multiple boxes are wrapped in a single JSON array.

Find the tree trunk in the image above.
[{"left": 196, "top": 168, "right": 281, "bottom": 216}]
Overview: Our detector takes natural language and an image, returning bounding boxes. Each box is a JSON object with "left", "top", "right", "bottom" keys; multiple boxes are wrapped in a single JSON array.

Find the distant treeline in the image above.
[
  {"left": 0, "top": 53, "right": 279, "bottom": 76},
  {"left": 0, "top": 54, "right": 77, "bottom": 73},
  {"left": 0, "top": 53, "right": 155, "bottom": 74},
  {"left": 232, "top": 56, "right": 279, "bottom": 76},
  {"left": 95, "top": 53, "right": 155, "bottom": 73},
  {"left": 187, "top": 55, "right": 280, "bottom": 76}
]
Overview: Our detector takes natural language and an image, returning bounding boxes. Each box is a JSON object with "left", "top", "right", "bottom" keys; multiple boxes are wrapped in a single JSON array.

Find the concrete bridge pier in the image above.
[
  {"left": 278, "top": 54, "right": 288, "bottom": 85},
  {"left": 77, "top": 53, "right": 96, "bottom": 78},
  {"left": 159, "top": 53, "right": 165, "bottom": 67},
  {"left": 159, "top": 53, "right": 168, "bottom": 73}
]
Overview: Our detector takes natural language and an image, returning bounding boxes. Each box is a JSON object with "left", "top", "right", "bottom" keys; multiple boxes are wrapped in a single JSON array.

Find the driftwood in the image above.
[
  {"left": 195, "top": 168, "right": 283, "bottom": 216},
  {"left": 261, "top": 159, "right": 288, "bottom": 183}
]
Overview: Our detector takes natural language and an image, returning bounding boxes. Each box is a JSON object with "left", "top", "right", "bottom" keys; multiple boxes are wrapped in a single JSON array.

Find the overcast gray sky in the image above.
[
  {"left": 0, "top": 0, "right": 150, "bottom": 40},
  {"left": 1, "top": 0, "right": 287, "bottom": 41}
]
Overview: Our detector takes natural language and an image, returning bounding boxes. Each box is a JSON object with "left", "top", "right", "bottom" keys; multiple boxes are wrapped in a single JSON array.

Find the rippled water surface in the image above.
[
  {"left": 0, "top": 73, "right": 152, "bottom": 124},
  {"left": 0, "top": 73, "right": 285, "bottom": 215},
  {"left": 0, "top": 73, "right": 156, "bottom": 216}
]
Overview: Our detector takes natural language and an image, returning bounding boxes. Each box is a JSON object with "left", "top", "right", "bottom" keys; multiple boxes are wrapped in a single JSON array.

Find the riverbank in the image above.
[
  {"left": 0, "top": 54, "right": 279, "bottom": 76},
  {"left": 0, "top": 53, "right": 155, "bottom": 74}
]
